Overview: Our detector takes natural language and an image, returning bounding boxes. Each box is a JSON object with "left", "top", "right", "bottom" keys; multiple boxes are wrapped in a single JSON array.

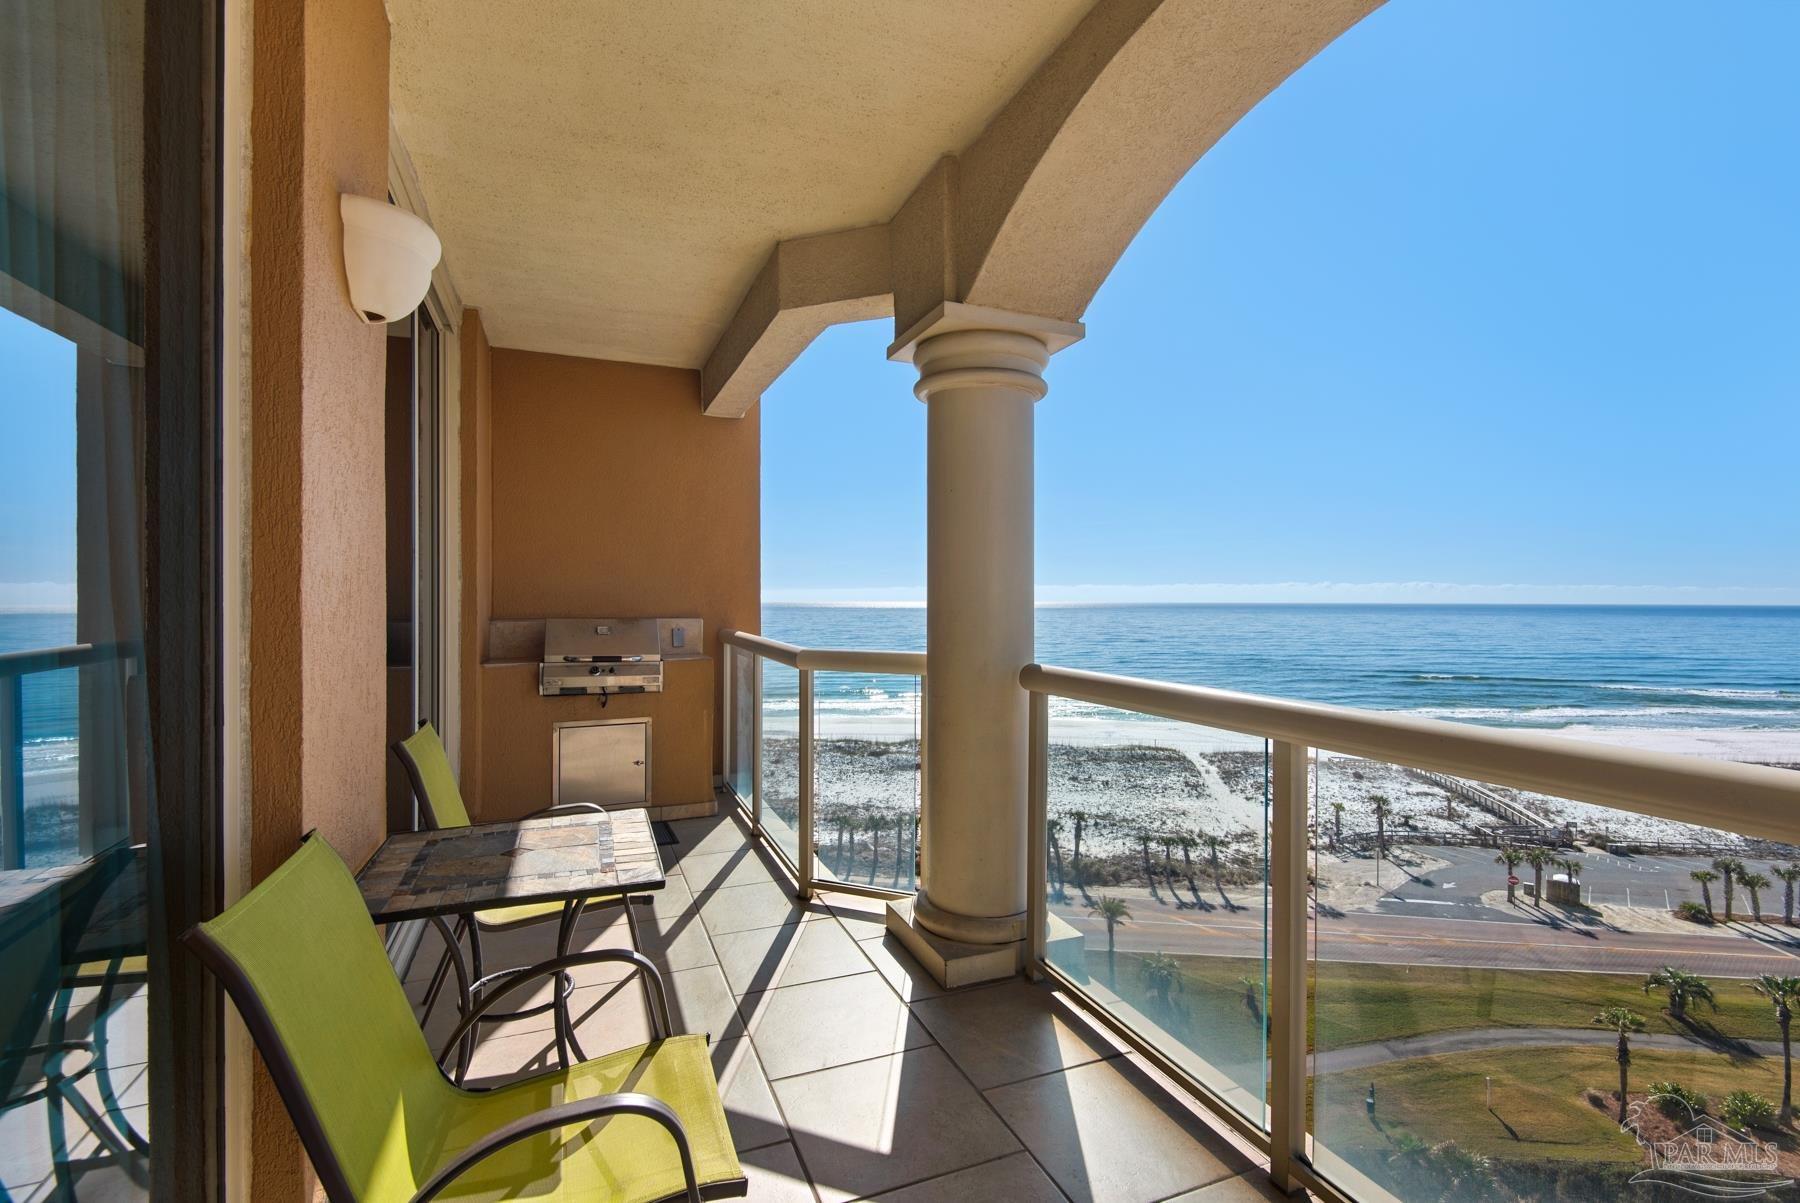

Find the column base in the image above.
[{"left": 885, "top": 896, "right": 1021, "bottom": 989}]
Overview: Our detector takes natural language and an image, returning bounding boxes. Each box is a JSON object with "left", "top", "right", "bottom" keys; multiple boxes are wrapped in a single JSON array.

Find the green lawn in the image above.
[
  {"left": 1074, "top": 948, "right": 1786, "bottom": 1053},
  {"left": 1314, "top": 1046, "right": 1796, "bottom": 1197}
]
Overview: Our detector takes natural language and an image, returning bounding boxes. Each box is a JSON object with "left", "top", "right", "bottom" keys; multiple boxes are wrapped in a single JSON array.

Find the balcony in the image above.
[
  {"left": 709, "top": 632, "right": 1800, "bottom": 1203},
  {"left": 402, "top": 805, "right": 1274, "bottom": 1203}
]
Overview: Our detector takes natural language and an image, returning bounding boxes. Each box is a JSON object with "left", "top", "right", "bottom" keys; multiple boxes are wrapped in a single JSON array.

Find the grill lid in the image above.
[{"left": 543, "top": 618, "right": 663, "bottom": 663}]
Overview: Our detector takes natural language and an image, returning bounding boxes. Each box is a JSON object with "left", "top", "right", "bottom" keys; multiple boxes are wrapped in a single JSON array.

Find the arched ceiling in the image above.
[
  {"left": 388, "top": 0, "right": 1383, "bottom": 416},
  {"left": 387, "top": 0, "right": 1095, "bottom": 366}
]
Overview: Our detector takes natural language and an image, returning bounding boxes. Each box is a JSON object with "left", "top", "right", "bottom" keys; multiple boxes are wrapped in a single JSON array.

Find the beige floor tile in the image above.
[
  {"left": 698, "top": 878, "right": 832, "bottom": 937},
  {"left": 985, "top": 1057, "right": 1252, "bottom": 1203},
  {"left": 650, "top": 963, "right": 746, "bottom": 1042},
  {"left": 773, "top": 1045, "right": 1020, "bottom": 1203},
  {"left": 713, "top": 919, "right": 871, "bottom": 997},
  {"left": 636, "top": 909, "right": 722, "bottom": 973},
  {"left": 854, "top": 933, "right": 946, "bottom": 1003},
  {"left": 867, "top": 1152, "right": 1068, "bottom": 1202},
  {"left": 681, "top": 847, "right": 786, "bottom": 895},
  {"left": 818, "top": 891, "right": 890, "bottom": 938},
  {"left": 643, "top": 872, "right": 696, "bottom": 919},
  {"left": 908, "top": 980, "right": 1119, "bottom": 1088},
  {"left": 1164, "top": 1171, "right": 1290, "bottom": 1202},
  {"left": 740, "top": 972, "right": 932, "bottom": 1080},
  {"left": 711, "top": 1036, "right": 790, "bottom": 1154},
  {"left": 667, "top": 811, "right": 755, "bottom": 861},
  {"left": 739, "top": 1140, "right": 819, "bottom": 1203}
]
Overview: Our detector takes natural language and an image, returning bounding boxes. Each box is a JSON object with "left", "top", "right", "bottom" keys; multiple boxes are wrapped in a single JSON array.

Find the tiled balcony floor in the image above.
[{"left": 405, "top": 804, "right": 1286, "bottom": 1203}]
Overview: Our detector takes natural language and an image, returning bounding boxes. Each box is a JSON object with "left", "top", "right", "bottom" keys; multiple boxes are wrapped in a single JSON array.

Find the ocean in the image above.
[
  {"left": 761, "top": 604, "right": 1800, "bottom": 745},
  {"left": 0, "top": 611, "right": 78, "bottom": 743},
  {"left": 9, "top": 604, "right": 1798, "bottom": 744}
]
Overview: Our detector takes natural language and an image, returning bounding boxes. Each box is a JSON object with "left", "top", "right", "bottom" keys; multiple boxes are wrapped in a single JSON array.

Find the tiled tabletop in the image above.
[{"left": 356, "top": 809, "right": 664, "bottom": 922}]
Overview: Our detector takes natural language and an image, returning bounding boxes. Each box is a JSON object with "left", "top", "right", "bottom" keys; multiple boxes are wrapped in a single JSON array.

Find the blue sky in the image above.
[
  {"left": 762, "top": 0, "right": 1800, "bottom": 604},
  {"left": 0, "top": 308, "right": 76, "bottom": 610}
]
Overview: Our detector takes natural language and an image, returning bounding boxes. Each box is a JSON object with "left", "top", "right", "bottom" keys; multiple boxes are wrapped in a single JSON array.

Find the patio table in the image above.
[{"left": 354, "top": 809, "right": 665, "bottom": 1073}]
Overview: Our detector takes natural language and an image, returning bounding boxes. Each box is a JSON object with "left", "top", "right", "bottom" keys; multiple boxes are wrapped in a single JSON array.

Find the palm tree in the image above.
[
  {"left": 867, "top": 809, "right": 883, "bottom": 884},
  {"left": 1138, "top": 830, "right": 1159, "bottom": 898},
  {"left": 1559, "top": 857, "right": 1584, "bottom": 904},
  {"left": 1370, "top": 796, "right": 1392, "bottom": 865},
  {"left": 1752, "top": 975, "right": 1800, "bottom": 1120},
  {"left": 1090, "top": 895, "right": 1132, "bottom": 981},
  {"left": 1691, "top": 869, "right": 1719, "bottom": 920},
  {"left": 1592, "top": 1006, "right": 1648, "bottom": 1122},
  {"left": 1160, "top": 835, "right": 1179, "bottom": 904},
  {"left": 1741, "top": 872, "right": 1772, "bottom": 924},
  {"left": 1775, "top": 865, "right": 1800, "bottom": 926},
  {"left": 1331, "top": 802, "right": 1345, "bottom": 847},
  {"left": 1199, "top": 832, "right": 1237, "bottom": 907},
  {"left": 1525, "top": 847, "right": 1556, "bottom": 906},
  {"left": 1139, "top": 951, "right": 1183, "bottom": 1013},
  {"left": 1069, "top": 811, "right": 1090, "bottom": 896},
  {"left": 840, "top": 810, "right": 861, "bottom": 878},
  {"left": 1047, "top": 819, "right": 1066, "bottom": 900},
  {"left": 1495, "top": 848, "right": 1524, "bottom": 905},
  {"left": 1714, "top": 857, "right": 1744, "bottom": 923},
  {"left": 1176, "top": 834, "right": 1201, "bottom": 903},
  {"left": 1643, "top": 966, "right": 1717, "bottom": 1022}
]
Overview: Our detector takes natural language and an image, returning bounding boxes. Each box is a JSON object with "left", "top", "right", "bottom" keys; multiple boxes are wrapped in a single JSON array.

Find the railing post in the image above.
[
  {"left": 751, "top": 655, "right": 764, "bottom": 834},
  {"left": 1269, "top": 739, "right": 1309, "bottom": 1191},
  {"left": 720, "top": 641, "right": 732, "bottom": 799},
  {"left": 1025, "top": 689, "right": 1048, "bottom": 979},
  {"left": 0, "top": 674, "right": 22, "bottom": 870},
  {"left": 797, "top": 668, "right": 815, "bottom": 900}
]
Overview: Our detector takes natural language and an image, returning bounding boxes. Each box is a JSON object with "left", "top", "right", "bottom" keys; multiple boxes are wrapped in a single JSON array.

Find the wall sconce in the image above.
[{"left": 340, "top": 194, "right": 442, "bottom": 324}]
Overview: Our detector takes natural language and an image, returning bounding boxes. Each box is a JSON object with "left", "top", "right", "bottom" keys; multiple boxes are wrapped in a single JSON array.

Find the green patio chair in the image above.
[
  {"left": 393, "top": 722, "right": 641, "bottom": 1062},
  {"left": 184, "top": 834, "right": 745, "bottom": 1203}
]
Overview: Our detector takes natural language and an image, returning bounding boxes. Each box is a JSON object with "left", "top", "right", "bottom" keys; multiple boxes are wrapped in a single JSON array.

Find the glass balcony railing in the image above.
[
  {"left": 1022, "top": 664, "right": 1800, "bottom": 1203},
  {"left": 726, "top": 639, "right": 1800, "bottom": 1202},
  {"left": 721, "top": 631, "right": 926, "bottom": 900}
]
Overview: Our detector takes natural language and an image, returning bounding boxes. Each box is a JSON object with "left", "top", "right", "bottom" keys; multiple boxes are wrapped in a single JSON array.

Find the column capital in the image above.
[{"left": 886, "top": 301, "right": 1084, "bottom": 364}]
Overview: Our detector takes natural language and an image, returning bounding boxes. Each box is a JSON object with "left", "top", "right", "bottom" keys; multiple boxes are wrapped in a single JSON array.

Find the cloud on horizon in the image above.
[
  {"left": 764, "top": 581, "right": 1800, "bottom": 606},
  {"left": 0, "top": 581, "right": 76, "bottom": 612}
]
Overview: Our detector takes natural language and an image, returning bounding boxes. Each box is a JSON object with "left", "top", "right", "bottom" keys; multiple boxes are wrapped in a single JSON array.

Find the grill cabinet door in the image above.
[{"left": 554, "top": 719, "right": 650, "bottom": 808}]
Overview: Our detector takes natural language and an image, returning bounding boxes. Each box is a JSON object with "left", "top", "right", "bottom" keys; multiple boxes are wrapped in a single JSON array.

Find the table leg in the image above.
[{"left": 428, "top": 914, "right": 474, "bottom": 1083}]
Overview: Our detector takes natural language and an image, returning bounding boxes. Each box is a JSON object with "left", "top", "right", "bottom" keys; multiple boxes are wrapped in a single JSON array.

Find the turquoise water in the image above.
[
  {"left": 0, "top": 612, "right": 77, "bottom": 743},
  {"left": 762, "top": 603, "right": 1800, "bottom": 733}
]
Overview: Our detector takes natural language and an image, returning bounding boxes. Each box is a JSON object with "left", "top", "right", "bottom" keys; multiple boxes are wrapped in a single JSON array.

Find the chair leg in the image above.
[
  {"left": 553, "top": 898, "right": 592, "bottom": 1069},
  {"left": 464, "top": 922, "right": 486, "bottom": 1074}
]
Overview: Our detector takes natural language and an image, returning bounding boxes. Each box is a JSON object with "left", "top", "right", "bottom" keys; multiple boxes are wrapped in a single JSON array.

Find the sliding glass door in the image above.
[{"left": 1, "top": 1, "right": 221, "bottom": 1197}]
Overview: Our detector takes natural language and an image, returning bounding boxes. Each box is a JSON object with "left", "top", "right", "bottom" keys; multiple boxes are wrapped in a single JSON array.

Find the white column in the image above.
[{"left": 888, "top": 304, "right": 1082, "bottom": 957}]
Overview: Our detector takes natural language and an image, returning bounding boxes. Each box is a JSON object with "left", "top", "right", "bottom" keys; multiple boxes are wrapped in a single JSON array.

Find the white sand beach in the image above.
[{"left": 766, "top": 710, "right": 1799, "bottom": 856}]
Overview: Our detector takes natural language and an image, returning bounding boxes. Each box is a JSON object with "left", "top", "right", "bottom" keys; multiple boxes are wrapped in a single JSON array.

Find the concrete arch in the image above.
[
  {"left": 952, "top": 0, "right": 1383, "bottom": 325},
  {"left": 704, "top": 0, "right": 1383, "bottom": 413}
]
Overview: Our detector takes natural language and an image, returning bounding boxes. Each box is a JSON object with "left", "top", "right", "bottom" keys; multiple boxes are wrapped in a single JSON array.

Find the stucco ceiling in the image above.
[{"left": 387, "top": 0, "right": 1096, "bottom": 367}]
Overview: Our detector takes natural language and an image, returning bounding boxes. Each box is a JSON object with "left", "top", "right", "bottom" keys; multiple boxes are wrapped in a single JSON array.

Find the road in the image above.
[
  {"left": 1371, "top": 845, "right": 1761, "bottom": 921},
  {"left": 1050, "top": 895, "right": 1800, "bottom": 979},
  {"left": 1310, "top": 1025, "right": 1787, "bottom": 1075}
]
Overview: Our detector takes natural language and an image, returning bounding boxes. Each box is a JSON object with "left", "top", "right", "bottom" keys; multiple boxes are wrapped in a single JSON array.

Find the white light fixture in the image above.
[{"left": 340, "top": 194, "right": 442, "bottom": 324}]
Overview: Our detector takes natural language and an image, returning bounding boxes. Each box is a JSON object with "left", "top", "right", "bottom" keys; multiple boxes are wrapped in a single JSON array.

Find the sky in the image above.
[
  {"left": 2, "top": 2, "right": 1796, "bottom": 612},
  {"left": 761, "top": 0, "right": 1800, "bottom": 605},
  {"left": 0, "top": 309, "right": 76, "bottom": 611}
]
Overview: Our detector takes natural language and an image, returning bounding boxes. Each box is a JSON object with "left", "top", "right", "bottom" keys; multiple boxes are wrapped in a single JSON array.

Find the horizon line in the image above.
[{"left": 763, "top": 581, "right": 1800, "bottom": 607}]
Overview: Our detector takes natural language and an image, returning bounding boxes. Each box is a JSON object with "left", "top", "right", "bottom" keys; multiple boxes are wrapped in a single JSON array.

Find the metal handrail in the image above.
[
  {"left": 0, "top": 641, "right": 136, "bottom": 870},
  {"left": 1021, "top": 662, "right": 1800, "bottom": 846},
  {"left": 719, "top": 630, "right": 926, "bottom": 901},
  {"left": 0, "top": 642, "right": 130, "bottom": 678},
  {"left": 721, "top": 630, "right": 926, "bottom": 676},
  {"left": 1022, "top": 658, "right": 1800, "bottom": 1196}
]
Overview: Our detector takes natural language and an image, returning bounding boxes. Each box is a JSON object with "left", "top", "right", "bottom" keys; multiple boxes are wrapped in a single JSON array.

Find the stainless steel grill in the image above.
[{"left": 539, "top": 618, "right": 664, "bottom": 696}]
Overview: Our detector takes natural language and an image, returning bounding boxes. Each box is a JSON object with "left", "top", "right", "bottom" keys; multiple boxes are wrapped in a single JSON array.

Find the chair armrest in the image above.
[
  {"left": 527, "top": 802, "right": 604, "bottom": 817},
  {"left": 435, "top": 948, "right": 671, "bottom": 1069},
  {"left": 408, "top": 1091, "right": 701, "bottom": 1203}
]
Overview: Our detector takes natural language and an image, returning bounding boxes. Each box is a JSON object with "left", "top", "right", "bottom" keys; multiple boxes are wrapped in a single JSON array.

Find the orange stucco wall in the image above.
[
  {"left": 472, "top": 351, "right": 759, "bottom": 811},
  {"left": 247, "top": 0, "right": 390, "bottom": 1197}
]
